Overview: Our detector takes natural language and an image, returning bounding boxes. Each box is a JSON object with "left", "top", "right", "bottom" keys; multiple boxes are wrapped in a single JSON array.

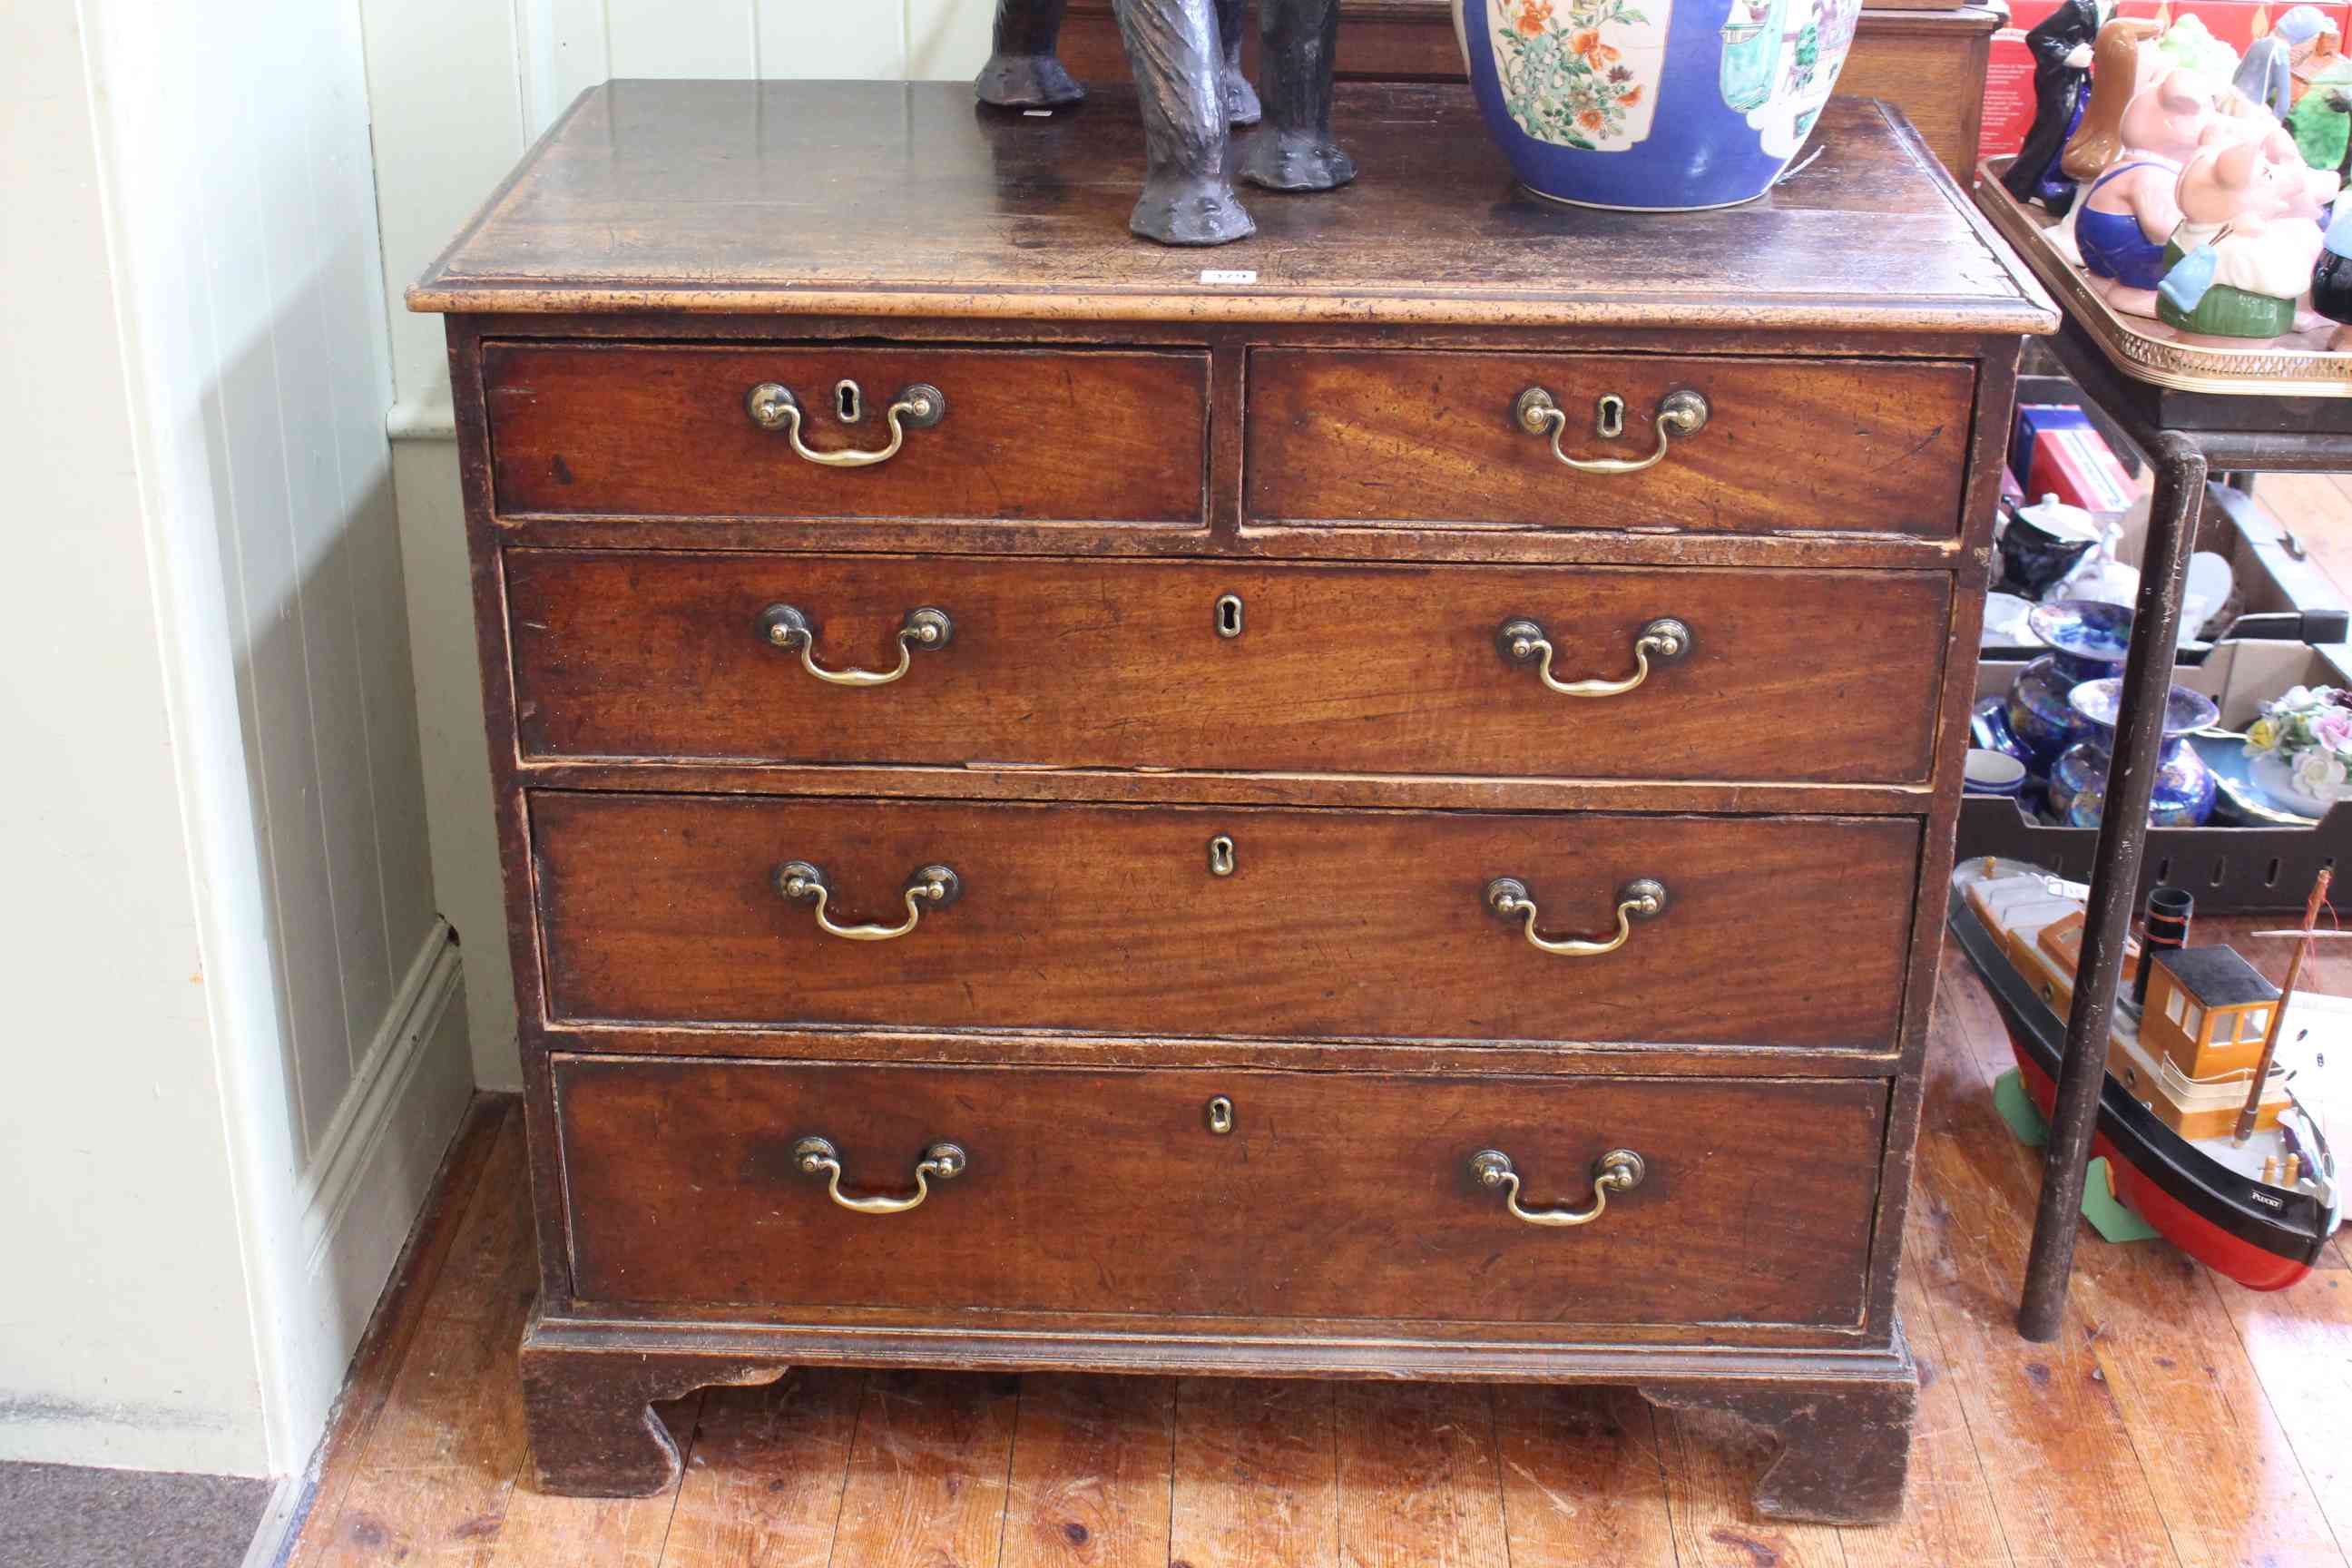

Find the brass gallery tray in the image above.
[{"left": 1976, "top": 155, "right": 2352, "bottom": 397}]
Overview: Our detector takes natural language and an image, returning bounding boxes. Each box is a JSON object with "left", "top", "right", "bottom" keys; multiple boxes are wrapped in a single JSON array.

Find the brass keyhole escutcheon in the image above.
[
  {"left": 1208, "top": 834, "right": 1237, "bottom": 877},
  {"left": 1206, "top": 1095, "right": 1235, "bottom": 1135},
  {"left": 835, "top": 378, "right": 864, "bottom": 424},
  {"left": 1595, "top": 393, "right": 1626, "bottom": 439},
  {"left": 1215, "top": 593, "right": 1244, "bottom": 639}
]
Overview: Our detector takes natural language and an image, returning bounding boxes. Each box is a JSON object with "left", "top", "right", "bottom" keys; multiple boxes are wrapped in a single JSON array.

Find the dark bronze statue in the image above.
[{"left": 977, "top": 0, "right": 1349, "bottom": 246}]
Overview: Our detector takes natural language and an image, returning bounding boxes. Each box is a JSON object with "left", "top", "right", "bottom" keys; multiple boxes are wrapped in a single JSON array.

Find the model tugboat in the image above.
[{"left": 1949, "top": 858, "right": 2343, "bottom": 1289}]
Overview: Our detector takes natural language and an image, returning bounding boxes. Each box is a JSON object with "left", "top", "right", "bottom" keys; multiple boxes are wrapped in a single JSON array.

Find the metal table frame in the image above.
[{"left": 2016, "top": 318, "right": 2352, "bottom": 1339}]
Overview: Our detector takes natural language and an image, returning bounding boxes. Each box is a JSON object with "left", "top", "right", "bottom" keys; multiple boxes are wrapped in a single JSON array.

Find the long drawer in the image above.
[
  {"left": 483, "top": 342, "right": 1209, "bottom": 524},
  {"left": 531, "top": 793, "right": 1921, "bottom": 1050},
  {"left": 1247, "top": 349, "right": 1975, "bottom": 536},
  {"left": 554, "top": 1056, "right": 1887, "bottom": 1328},
  {"left": 505, "top": 553, "right": 1953, "bottom": 783}
]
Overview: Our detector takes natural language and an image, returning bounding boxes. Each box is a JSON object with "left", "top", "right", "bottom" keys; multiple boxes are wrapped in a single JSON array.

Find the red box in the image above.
[
  {"left": 1978, "top": 1, "right": 2352, "bottom": 165},
  {"left": 2027, "top": 425, "right": 2138, "bottom": 515}
]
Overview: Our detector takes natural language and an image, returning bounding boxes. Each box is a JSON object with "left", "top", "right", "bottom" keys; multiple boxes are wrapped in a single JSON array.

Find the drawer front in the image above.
[
  {"left": 533, "top": 794, "right": 1920, "bottom": 1049},
  {"left": 484, "top": 343, "right": 1208, "bottom": 524},
  {"left": 505, "top": 553, "right": 1951, "bottom": 784},
  {"left": 555, "top": 1057, "right": 1886, "bottom": 1328},
  {"left": 1247, "top": 349, "right": 1975, "bottom": 536}
]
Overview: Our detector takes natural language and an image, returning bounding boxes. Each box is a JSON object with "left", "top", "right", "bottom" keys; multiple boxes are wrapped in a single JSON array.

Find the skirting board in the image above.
[{"left": 278, "top": 921, "right": 474, "bottom": 1456}]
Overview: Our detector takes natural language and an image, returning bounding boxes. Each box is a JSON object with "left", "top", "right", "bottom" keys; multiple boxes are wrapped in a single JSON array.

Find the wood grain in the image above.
[
  {"left": 505, "top": 552, "right": 1953, "bottom": 783},
  {"left": 1492, "top": 1386, "right": 1679, "bottom": 1564},
  {"left": 828, "top": 1370, "right": 1022, "bottom": 1568},
  {"left": 554, "top": 1057, "right": 1889, "bottom": 1329},
  {"left": 530, "top": 793, "right": 1924, "bottom": 1050},
  {"left": 1332, "top": 1383, "right": 1509, "bottom": 1568},
  {"left": 658, "top": 1374, "right": 864, "bottom": 1568},
  {"left": 409, "top": 84, "right": 2052, "bottom": 335},
  {"left": 485, "top": 343, "right": 1208, "bottom": 524},
  {"left": 1248, "top": 349, "right": 1975, "bottom": 537},
  {"left": 1170, "top": 1379, "right": 1340, "bottom": 1568},
  {"left": 999, "top": 1375, "right": 1175, "bottom": 1568},
  {"left": 311, "top": 1113, "right": 537, "bottom": 1568}
]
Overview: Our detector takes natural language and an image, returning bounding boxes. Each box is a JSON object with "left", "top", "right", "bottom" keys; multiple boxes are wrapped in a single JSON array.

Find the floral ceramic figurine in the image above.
[
  {"left": 2245, "top": 685, "right": 2352, "bottom": 815},
  {"left": 2002, "top": 0, "right": 2102, "bottom": 212},
  {"left": 2156, "top": 13, "right": 2242, "bottom": 84},
  {"left": 2156, "top": 135, "right": 2327, "bottom": 344}
]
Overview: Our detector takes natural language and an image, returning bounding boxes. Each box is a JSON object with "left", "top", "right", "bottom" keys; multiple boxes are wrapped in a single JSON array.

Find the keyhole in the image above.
[
  {"left": 1208, "top": 835, "right": 1236, "bottom": 877},
  {"left": 1215, "top": 593, "right": 1244, "bottom": 638},
  {"left": 1205, "top": 1095, "right": 1235, "bottom": 1135},
  {"left": 1595, "top": 394, "right": 1627, "bottom": 440},
  {"left": 835, "top": 379, "right": 864, "bottom": 424}
]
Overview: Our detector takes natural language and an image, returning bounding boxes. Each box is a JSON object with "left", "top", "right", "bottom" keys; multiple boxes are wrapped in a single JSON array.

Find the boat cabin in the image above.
[{"left": 2144, "top": 946, "right": 2282, "bottom": 1084}]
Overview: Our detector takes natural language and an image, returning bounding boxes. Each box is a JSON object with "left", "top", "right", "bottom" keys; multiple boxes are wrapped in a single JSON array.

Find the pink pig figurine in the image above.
[
  {"left": 2155, "top": 136, "right": 2326, "bottom": 346},
  {"left": 2074, "top": 71, "right": 2223, "bottom": 316}
]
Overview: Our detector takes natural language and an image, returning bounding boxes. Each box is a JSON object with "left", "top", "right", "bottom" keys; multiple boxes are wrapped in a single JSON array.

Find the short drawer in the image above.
[
  {"left": 505, "top": 553, "right": 1952, "bottom": 784},
  {"left": 532, "top": 793, "right": 1920, "bottom": 1050},
  {"left": 1246, "top": 349, "right": 1975, "bottom": 536},
  {"left": 554, "top": 1056, "right": 1886, "bottom": 1329},
  {"left": 483, "top": 342, "right": 1208, "bottom": 524}
]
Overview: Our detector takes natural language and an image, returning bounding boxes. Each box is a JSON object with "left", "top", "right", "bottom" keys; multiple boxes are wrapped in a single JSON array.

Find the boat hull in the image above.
[{"left": 1948, "top": 885, "right": 2338, "bottom": 1290}]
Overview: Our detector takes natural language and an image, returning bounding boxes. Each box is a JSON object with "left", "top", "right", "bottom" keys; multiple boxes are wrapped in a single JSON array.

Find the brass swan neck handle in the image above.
[
  {"left": 1470, "top": 1148, "right": 1646, "bottom": 1227},
  {"left": 775, "top": 861, "right": 961, "bottom": 942},
  {"left": 746, "top": 381, "right": 946, "bottom": 468},
  {"left": 1514, "top": 387, "right": 1709, "bottom": 475},
  {"left": 1497, "top": 617, "right": 1690, "bottom": 698},
  {"left": 795, "top": 1137, "right": 966, "bottom": 1215},
  {"left": 1486, "top": 877, "right": 1668, "bottom": 957},
  {"left": 758, "top": 603, "right": 954, "bottom": 688}
]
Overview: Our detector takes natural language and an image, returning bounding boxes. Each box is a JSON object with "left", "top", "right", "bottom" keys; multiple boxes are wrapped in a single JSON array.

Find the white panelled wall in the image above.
[
  {"left": 368, "top": 1, "right": 994, "bottom": 1089},
  {"left": 1, "top": 0, "right": 471, "bottom": 1475}
]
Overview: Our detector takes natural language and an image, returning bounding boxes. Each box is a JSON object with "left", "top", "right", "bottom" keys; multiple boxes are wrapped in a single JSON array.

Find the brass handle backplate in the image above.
[
  {"left": 1486, "top": 877, "right": 1668, "bottom": 957},
  {"left": 776, "top": 861, "right": 961, "bottom": 941},
  {"left": 1514, "top": 387, "right": 1708, "bottom": 475},
  {"left": 794, "top": 1136, "right": 966, "bottom": 1215},
  {"left": 758, "top": 603, "right": 953, "bottom": 687},
  {"left": 1498, "top": 616, "right": 1690, "bottom": 698},
  {"left": 746, "top": 381, "right": 946, "bottom": 467},
  {"left": 1470, "top": 1148, "right": 1646, "bottom": 1227}
]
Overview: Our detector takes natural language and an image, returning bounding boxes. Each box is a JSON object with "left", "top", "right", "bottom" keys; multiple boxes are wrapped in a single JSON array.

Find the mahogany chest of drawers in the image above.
[{"left": 411, "top": 78, "right": 2053, "bottom": 1524}]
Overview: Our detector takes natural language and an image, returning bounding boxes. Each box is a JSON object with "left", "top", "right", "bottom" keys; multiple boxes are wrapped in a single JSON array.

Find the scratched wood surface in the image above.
[{"left": 283, "top": 919, "right": 2352, "bottom": 1565}]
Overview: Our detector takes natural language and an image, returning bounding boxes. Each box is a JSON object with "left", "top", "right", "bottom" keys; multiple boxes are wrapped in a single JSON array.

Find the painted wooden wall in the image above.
[
  {"left": 368, "top": 5, "right": 985, "bottom": 1089},
  {"left": 0, "top": 0, "right": 471, "bottom": 1475}
]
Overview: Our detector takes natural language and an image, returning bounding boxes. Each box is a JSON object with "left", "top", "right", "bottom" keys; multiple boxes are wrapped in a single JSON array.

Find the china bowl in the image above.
[{"left": 1452, "top": 0, "right": 1861, "bottom": 210}]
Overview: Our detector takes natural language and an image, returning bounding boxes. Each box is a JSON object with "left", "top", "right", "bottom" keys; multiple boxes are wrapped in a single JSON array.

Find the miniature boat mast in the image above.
[{"left": 2237, "top": 868, "right": 2332, "bottom": 1145}]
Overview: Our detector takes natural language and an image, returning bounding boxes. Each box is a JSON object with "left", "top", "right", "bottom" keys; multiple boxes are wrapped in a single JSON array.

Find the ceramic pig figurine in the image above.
[
  {"left": 2156, "top": 136, "right": 2327, "bottom": 345},
  {"left": 2076, "top": 70, "right": 2222, "bottom": 316}
]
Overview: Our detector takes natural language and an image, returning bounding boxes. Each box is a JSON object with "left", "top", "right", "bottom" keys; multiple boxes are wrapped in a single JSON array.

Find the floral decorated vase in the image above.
[
  {"left": 2045, "top": 679, "right": 2221, "bottom": 829},
  {"left": 2002, "top": 599, "right": 2135, "bottom": 773},
  {"left": 2243, "top": 684, "right": 2352, "bottom": 817},
  {"left": 1452, "top": 0, "right": 1864, "bottom": 210}
]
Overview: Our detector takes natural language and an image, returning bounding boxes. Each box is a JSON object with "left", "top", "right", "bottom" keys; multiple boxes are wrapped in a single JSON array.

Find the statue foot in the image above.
[
  {"left": 1224, "top": 69, "right": 1263, "bottom": 126},
  {"left": 2098, "top": 283, "right": 2160, "bottom": 318},
  {"left": 1130, "top": 175, "right": 1257, "bottom": 246},
  {"left": 975, "top": 53, "right": 1086, "bottom": 109},
  {"left": 1239, "top": 130, "right": 1357, "bottom": 191}
]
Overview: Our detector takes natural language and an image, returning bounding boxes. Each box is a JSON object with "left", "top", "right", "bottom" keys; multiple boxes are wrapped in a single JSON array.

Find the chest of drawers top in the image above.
[{"left": 412, "top": 80, "right": 2050, "bottom": 338}]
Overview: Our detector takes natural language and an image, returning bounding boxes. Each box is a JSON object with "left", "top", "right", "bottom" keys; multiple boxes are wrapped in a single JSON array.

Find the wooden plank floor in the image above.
[{"left": 284, "top": 925, "right": 2352, "bottom": 1568}]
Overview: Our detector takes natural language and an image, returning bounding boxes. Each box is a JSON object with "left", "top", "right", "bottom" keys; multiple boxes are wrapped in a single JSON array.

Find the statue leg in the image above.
[
  {"left": 1239, "top": 0, "right": 1355, "bottom": 191},
  {"left": 1218, "top": 0, "right": 1263, "bottom": 124},
  {"left": 977, "top": 0, "right": 1087, "bottom": 108},
  {"left": 1114, "top": 0, "right": 1255, "bottom": 244}
]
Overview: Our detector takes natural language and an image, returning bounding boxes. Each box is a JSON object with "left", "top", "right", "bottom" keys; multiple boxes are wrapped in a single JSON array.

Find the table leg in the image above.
[{"left": 2016, "top": 433, "right": 2206, "bottom": 1342}]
